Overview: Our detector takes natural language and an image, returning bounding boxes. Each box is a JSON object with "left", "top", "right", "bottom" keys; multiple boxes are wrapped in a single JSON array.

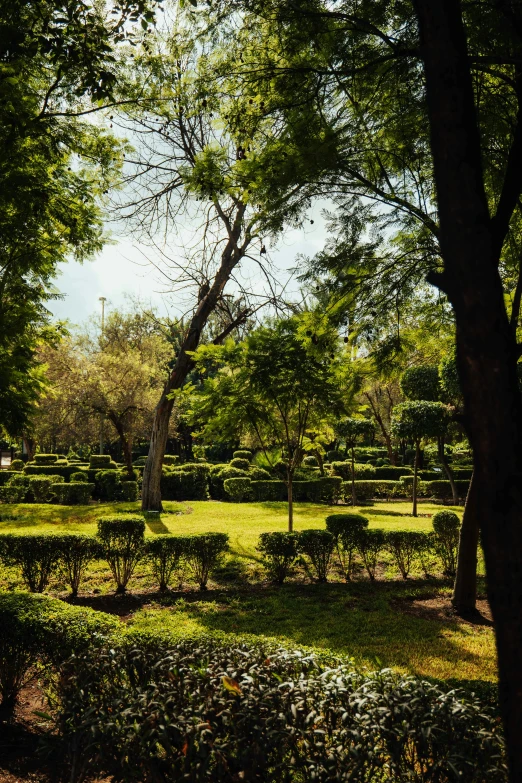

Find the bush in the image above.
[
  {"left": 145, "top": 535, "right": 187, "bottom": 591},
  {"left": 0, "top": 473, "right": 30, "bottom": 502},
  {"left": 257, "top": 532, "right": 299, "bottom": 584},
  {"left": 9, "top": 459, "right": 24, "bottom": 471},
  {"left": 355, "top": 529, "right": 386, "bottom": 581},
  {"left": 70, "top": 471, "right": 88, "bottom": 483},
  {"left": 53, "top": 482, "right": 94, "bottom": 505},
  {"left": 28, "top": 475, "right": 64, "bottom": 503},
  {"left": 55, "top": 534, "right": 102, "bottom": 597},
  {"left": 120, "top": 480, "right": 139, "bottom": 502},
  {"left": 0, "top": 533, "right": 60, "bottom": 592},
  {"left": 162, "top": 455, "right": 180, "bottom": 466},
  {"left": 97, "top": 516, "right": 145, "bottom": 593},
  {"left": 96, "top": 470, "right": 124, "bottom": 501},
  {"left": 229, "top": 457, "right": 250, "bottom": 471},
  {"left": 0, "top": 593, "right": 118, "bottom": 711},
  {"left": 89, "top": 454, "right": 113, "bottom": 470},
  {"left": 24, "top": 464, "right": 85, "bottom": 481},
  {"left": 330, "top": 461, "right": 376, "bottom": 480},
  {"left": 425, "top": 480, "right": 470, "bottom": 499},
  {"left": 317, "top": 476, "right": 343, "bottom": 503},
  {"left": 232, "top": 450, "right": 252, "bottom": 461},
  {"left": 298, "top": 529, "right": 335, "bottom": 582},
  {"left": 303, "top": 455, "right": 318, "bottom": 467},
  {"left": 250, "top": 479, "right": 287, "bottom": 502},
  {"left": 432, "top": 510, "right": 461, "bottom": 576},
  {"left": 185, "top": 533, "right": 229, "bottom": 590},
  {"left": 161, "top": 464, "right": 210, "bottom": 501},
  {"left": 326, "top": 513, "right": 369, "bottom": 581},
  {"left": 223, "top": 477, "right": 253, "bottom": 502},
  {"left": 373, "top": 466, "right": 413, "bottom": 480},
  {"left": 33, "top": 454, "right": 59, "bottom": 465},
  {"left": 385, "top": 530, "right": 426, "bottom": 579},
  {"left": 344, "top": 480, "right": 401, "bottom": 500},
  {"left": 326, "top": 449, "right": 344, "bottom": 462},
  {"left": 248, "top": 466, "right": 271, "bottom": 481},
  {"left": 52, "top": 637, "right": 506, "bottom": 783}
]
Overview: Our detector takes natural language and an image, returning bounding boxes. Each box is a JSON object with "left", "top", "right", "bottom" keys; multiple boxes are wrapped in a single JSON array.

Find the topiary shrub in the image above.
[
  {"left": 55, "top": 534, "right": 102, "bottom": 597},
  {"left": 331, "top": 461, "right": 377, "bottom": 481},
  {"left": 145, "top": 535, "right": 187, "bottom": 591},
  {"left": 185, "top": 533, "right": 229, "bottom": 590},
  {"left": 344, "top": 480, "right": 401, "bottom": 501},
  {"left": 326, "top": 449, "right": 344, "bottom": 463},
  {"left": 248, "top": 466, "right": 271, "bottom": 481},
  {"left": 53, "top": 482, "right": 94, "bottom": 505},
  {"left": 229, "top": 457, "right": 250, "bottom": 471},
  {"left": 162, "top": 455, "right": 180, "bottom": 466},
  {"left": 33, "top": 454, "right": 59, "bottom": 465},
  {"left": 326, "top": 513, "right": 369, "bottom": 581},
  {"left": 355, "top": 529, "right": 386, "bottom": 581},
  {"left": 232, "top": 450, "right": 252, "bottom": 461},
  {"left": 432, "top": 510, "right": 461, "bottom": 576},
  {"left": 9, "top": 459, "right": 24, "bottom": 471},
  {"left": 374, "top": 466, "right": 413, "bottom": 480},
  {"left": 250, "top": 479, "right": 287, "bottom": 502},
  {"left": 0, "top": 533, "right": 60, "bottom": 592},
  {"left": 0, "top": 473, "right": 30, "bottom": 503},
  {"left": 95, "top": 470, "right": 123, "bottom": 501},
  {"left": 120, "top": 480, "right": 139, "bottom": 502},
  {"left": 70, "top": 471, "right": 88, "bottom": 483},
  {"left": 89, "top": 454, "right": 113, "bottom": 470},
  {"left": 257, "top": 532, "right": 299, "bottom": 584},
  {"left": 303, "top": 455, "right": 318, "bottom": 467},
  {"left": 160, "top": 465, "right": 210, "bottom": 501},
  {"left": 425, "top": 480, "right": 470, "bottom": 500},
  {"left": 223, "top": 477, "right": 253, "bottom": 502},
  {"left": 298, "top": 529, "right": 335, "bottom": 583},
  {"left": 97, "top": 516, "right": 145, "bottom": 594},
  {"left": 385, "top": 530, "right": 426, "bottom": 579},
  {"left": 28, "top": 475, "right": 64, "bottom": 503},
  {"left": 208, "top": 465, "right": 247, "bottom": 500},
  {"left": 317, "top": 476, "right": 343, "bottom": 504}
]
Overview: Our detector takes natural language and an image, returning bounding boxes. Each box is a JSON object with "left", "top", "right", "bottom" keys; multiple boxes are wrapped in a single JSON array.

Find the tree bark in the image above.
[
  {"left": 452, "top": 472, "right": 480, "bottom": 614},
  {"left": 414, "top": 1, "right": 522, "bottom": 775},
  {"left": 107, "top": 414, "right": 134, "bottom": 478},
  {"left": 438, "top": 436, "right": 458, "bottom": 505},
  {"left": 141, "top": 205, "right": 248, "bottom": 511},
  {"left": 412, "top": 443, "right": 419, "bottom": 517}
]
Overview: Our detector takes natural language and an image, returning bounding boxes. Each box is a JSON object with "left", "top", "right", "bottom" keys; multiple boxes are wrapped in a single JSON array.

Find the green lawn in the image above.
[{"left": 0, "top": 499, "right": 496, "bottom": 684}]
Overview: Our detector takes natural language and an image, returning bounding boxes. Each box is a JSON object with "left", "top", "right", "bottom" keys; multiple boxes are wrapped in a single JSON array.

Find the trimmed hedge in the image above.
[
  {"left": 161, "top": 464, "right": 210, "bottom": 501},
  {"left": 89, "top": 455, "right": 114, "bottom": 470},
  {"left": 374, "top": 466, "right": 413, "bottom": 480},
  {"left": 325, "top": 513, "right": 369, "bottom": 581},
  {"left": 185, "top": 533, "right": 229, "bottom": 590},
  {"left": 343, "top": 480, "right": 400, "bottom": 500},
  {"left": 9, "top": 459, "right": 24, "bottom": 471},
  {"left": 425, "top": 480, "right": 470, "bottom": 499},
  {"left": 232, "top": 450, "right": 252, "bottom": 461},
  {"left": 330, "top": 461, "right": 376, "bottom": 480},
  {"left": 229, "top": 457, "right": 251, "bottom": 471},
  {"left": 33, "top": 454, "right": 59, "bottom": 465},
  {"left": 257, "top": 532, "right": 299, "bottom": 583},
  {"left": 24, "top": 464, "right": 83, "bottom": 481},
  {"left": 145, "top": 535, "right": 186, "bottom": 591},
  {"left": 28, "top": 475, "right": 65, "bottom": 503},
  {"left": 298, "top": 529, "right": 335, "bottom": 582},
  {"left": 53, "top": 482, "right": 94, "bottom": 505},
  {"left": 162, "top": 455, "right": 180, "bottom": 467},
  {"left": 97, "top": 516, "right": 145, "bottom": 593},
  {"left": 0, "top": 533, "right": 60, "bottom": 592},
  {"left": 251, "top": 479, "right": 287, "bottom": 502},
  {"left": 223, "top": 477, "right": 253, "bottom": 502}
]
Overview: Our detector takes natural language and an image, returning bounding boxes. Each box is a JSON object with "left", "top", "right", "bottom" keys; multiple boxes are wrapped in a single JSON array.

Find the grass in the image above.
[{"left": 0, "top": 499, "right": 496, "bottom": 684}]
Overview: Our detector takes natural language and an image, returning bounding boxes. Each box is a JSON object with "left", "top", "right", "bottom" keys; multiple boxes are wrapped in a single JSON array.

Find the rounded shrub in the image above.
[
  {"left": 326, "top": 449, "right": 344, "bottom": 463},
  {"left": 385, "top": 530, "right": 427, "bottom": 579},
  {"left": 162, "top": 455, "right": 180, "bottom": 467},
  {"left": 355, "top": 528, "right": 386, "bottom": 581},
  {"left": 97, "top": 516, "right": 145, "bottom": 594},
  {"left": 28, "top": 475, "right": 62, "bottom": 503},
  {"left": 70, "top": 471, "right": 88, "bottom": 483},
  {"left": 89, "top": 454, "right": 118, "bottom": 470},
  {"left": 298, "top": 529, "right": 335, "bottom": 583},
  {"left": 223, "top": 477, "right": 253, "bottom": 502},
  {"left": 53, "top": 482, "right": 94, "bottom": 505},
  {"left": 55, "top": 534, "right": 102, "bottom": 597},
  {"left": 432, "top": 510, "right": 461, "bottom": 576},
  {"left": 145, "top": 535, "right": 187, "bottom": 591},
  {"left": 33, "top": 454, "right": 59, "bottom": 465},
  {"left": 326, "top": 513, "right": 369, "bottom": 581},
  {"left": 257, "top": 532, "right": 299, "bottom": 584},
  {"left": 248, "top": 466, "right": 271, "bottom": 481},
  {"left": 0, "top": 533, "right": 60, "bottom": 592},
  {"left": 303, "top": 455, "right": 318, "bottom": 467},
  {"left": 185, "top": 533, "right": 229, "bottom": 590},
  {"left": 229, "top": 457, "right": 250, "bottom": 471},
  {"left": 232, "top": 450, "right": 252, "bottom": 461},
  {"left": 8, "top": 459, "right": 24, "bottom": 471}
]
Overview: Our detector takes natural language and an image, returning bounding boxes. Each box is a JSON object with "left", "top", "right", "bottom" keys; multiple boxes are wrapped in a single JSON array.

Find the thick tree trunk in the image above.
[
  {"left": 452, "top": 472, "right": 480, "bottom": 614},
  {"left": 414, "top": 2, "right": 522, "bottom": 775},
  {"left": 438, "top": 437, "right": 458, "bottom": 505},
  {"left": 141, "top": 394, "right": 174, "bottom": 511},
  {"left": 412, "top": 443, "right": 419, "bottom": 517}
]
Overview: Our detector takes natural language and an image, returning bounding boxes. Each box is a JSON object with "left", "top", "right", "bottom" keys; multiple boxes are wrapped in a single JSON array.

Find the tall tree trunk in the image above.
[
  {"left": 22, "top": 436, "right": 35, "bottom": 461},
  {"left": 107, "top": 414, "right": 134, "bottom": 478},
  {"left": 141, "top": 205, "right": 248, "bottom": 511},
  {"left": 414, "top": 2, "right": 522, "bottom": 775},
  {"left": 412, "top": 443, "right": 419, "bottom": 517},
  {"left": 364, "top": 392, "right": 395, "bottom": 464},
  {"left": 452, "top": 472, "right": 480, "bottom": 614},
  {"left": 350, "top": 445, "right": 356, "bottom": 506},
  {"left": 438, "top": 436, "right": 458, "bottom": 504},
  {"left": 287, "top": 468, "right": 294, "bottom": 532}
]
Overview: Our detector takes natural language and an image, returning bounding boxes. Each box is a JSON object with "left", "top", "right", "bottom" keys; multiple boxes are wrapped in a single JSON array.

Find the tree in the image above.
[
  {"left": 190, "top": 316, "right": 355, "bottom": 530},
  {"left": 391, "top": 401, "right": 451, "bottom": 517},
  {"left": 335, "top": 418, "right": 374, "bottom": 505}
]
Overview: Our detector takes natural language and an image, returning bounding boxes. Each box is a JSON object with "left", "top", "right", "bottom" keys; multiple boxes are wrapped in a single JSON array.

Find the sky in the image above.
[{"left": 48, "top": 205, "right": 331, "bottom": 327}]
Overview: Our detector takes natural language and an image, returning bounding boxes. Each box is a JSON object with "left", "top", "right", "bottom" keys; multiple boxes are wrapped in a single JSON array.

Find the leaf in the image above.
[
  {"left": 222, "top": 676, "right": 242, "bottom": 695},
  {"left": 33, "top": 710, "right": 52, "bottom": 720}
]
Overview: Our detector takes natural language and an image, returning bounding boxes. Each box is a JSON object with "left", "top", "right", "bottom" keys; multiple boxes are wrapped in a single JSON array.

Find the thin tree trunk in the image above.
[
  {"left": 438, "top": 436, "right": 458, "bottom": 504},
  {"left": 351, "top": 445, "right": 356, "bottom": 506},
  {"left": 412, "top": 443, "right": 419, "bottom": 517},
  {"left": 287, "top": 468, "right": 294, "bottom": 532},
  {"left": 415, "top": 2, "right": 522, "bottom": 774},
  {"left": 364, "top": 392, "right": 395, "bottom": 464},
  {"left": 452, "top": 472, "right": 479, "bottom": 614}
]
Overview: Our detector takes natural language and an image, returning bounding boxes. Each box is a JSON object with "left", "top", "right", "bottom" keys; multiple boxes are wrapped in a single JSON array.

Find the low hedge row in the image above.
[
  {"left": 226, "top": 477, "right": 344, "bottom": 504},
  {"left": 0, "top": 593, "right": 506, "bottom": 780},
  {"left": 0, "top": 520, "right": 230, "bottom": 595},
  {"left": 0, "top": 470, "right": 138, "bottom": 504}
]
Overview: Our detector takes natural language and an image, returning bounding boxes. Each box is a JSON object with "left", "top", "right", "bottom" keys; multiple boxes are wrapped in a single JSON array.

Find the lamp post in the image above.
[{"left": 98, "top": 297, "right": 106, "bottom": 455}]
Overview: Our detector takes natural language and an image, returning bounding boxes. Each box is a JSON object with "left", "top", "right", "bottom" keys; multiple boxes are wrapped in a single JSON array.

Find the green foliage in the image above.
[
  {"left": 53, "top": 482, "right": 94, "bottom": 505},
  {"left": 89, "top": 455, "right": 114, "bottom": 470},
  {"left": 330, "top": 461, "right": 376, "bottom": 480},
  {"left": 161, "top": 465, "right": 210, "bottom": 501},
  {"left": 391, "top": 401, "right": 451, "bottom": 443},
  {"left": 229, "top": 457, "right": 250, "bottom": 471},
  {"left": 9, "top": 459, "right": 24, "bottom": 471},
  {"left": 185, "top": 533, "right": 229, "bottom": 590},
  {"left": 33, "top": 454, "right": 59, "bottom": 465},
  {"left": 208, "top": 465, "right": 247, "bottom": 500},
  {"left": 0, "top": 592, "right": 117, "bottom": 710},
  {"left": 54, "top": 534, "right": 102, "bottom": 597},
  {"left": 257, "top": 532, "right": 299, "bottom": 584},
  {"left": 401, "top": 366, "right": 441, "bottom": 401},
  {"left": 70, "top": 471, "right": 88, "bottom": 483},
  {"left": 325, "top": 513, "right": 369, "bottom": 580},
  {"left": 336, "top": 418, "right": 375, "bottom": 446},
  {"left": 374, "top": 466, "right": 413, "bottom": 480},
  {"left": 51, "top": 637, "right": 506, "bottom": 782},
  {"left": 162, "top": 455, "right": 180, "bottom": 466},
  {"left": 298, "top": 529, "right": 335, "bottom": 582},
  {"left": 0, "top": 473, "right": 30, "bottom": 503},
  {"left": 120, "top": 481, "right": 139, "bottom": 502},
  {"left": 439, "top": 350, "right": 462, "bottom": 404},
  {"left": 223, "top": 477, "right": 253, "bottom": 502},
  {"left": 233, "top": 450, "right": 252, "bottom": 461},
  {"left": 432, "top": 511, "right": 461, "bottom": 577},
  {"left": 248, "top": 466, "right": 271, "bottom": 481},
  {"left": 0, "top": 533, "right": 60, "bottom": 592},
  {"left": 344, "top": 480, "right": 400, "bottom": 500},
  {"left": 317, "top": 476, "right": 343, "bottom": 503},
  {"left": 385, "top": 531, "right": 426, "bottom": 579},
  {"left": 28, "top": 475, "right": 63, "bottom": 503},
  {"left": 145, "top": 535, "right": 187, "bottom": 591},
  {"left": 426, "top": 480, "right": 470, "bottom": 500},
  {"left": 251, "top": 480, "right": 287, "bottom": 501},
  {"left": 97, "top": 516, "right": 145, "bottom": 594},
  {"left": 356, "top": 529, "right": 386, "bottom": 581},
  {"left": 326, "top": 449, "right": 344, "bottom": 462},
  {"left": 303, "top": 455, "right": 318, "bottom": 467}
]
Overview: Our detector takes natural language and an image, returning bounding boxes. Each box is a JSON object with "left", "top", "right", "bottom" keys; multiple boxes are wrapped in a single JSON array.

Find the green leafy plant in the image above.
[
  {"left": 28, "top": 475, "right": 64, "bottom": 503},
  {"left": 232, "top": 450, "right": 252, "bottom": 461},
  {"left": 432, "top": 510, "right": 461, "bottom": 576},
  {"left": 298, "top": 529, "right": 335, "bottom": 582},
  {"left": 97, "top": 516, "right": 145, "bottom": 594},
  {"left": 185, "top": 533, "right": 229, "bottom": 590},
  {"left": 8, "top": 459, "right": 24, "bottom": 471},
  {"left": 257, "top": 532, "right": 299, "bottom": 584},
  {"left": 0, "top": 533, "right": 60, "bottom": 592},
  {"left": 53, "top": 482, "right": 94, "bottom": 505},
  {"left": 355, "top": 529, "right": 386, "bottom": 581},
  {"left": 55, "top": 534, "right": 102, "bottom": 597},
  {"left": 70, "top": 471, "right": 88, "bottom": 483},
  {"left": 326, "top": 513, "right": 369, "bottom": 581},
  {"left": 223, "top": 477, "right": 253, "bottom": 502},
  {"left": 145, "top": 535, "right": 187, "bottom": 591},
  {"left": 385, "top": 530, "right": 426, "bottom": 579}
]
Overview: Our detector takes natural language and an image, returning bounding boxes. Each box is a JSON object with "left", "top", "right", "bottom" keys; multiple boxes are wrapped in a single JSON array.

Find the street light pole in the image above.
[{"left": 98, "top": 297, "right": 106, "bottom": 455}]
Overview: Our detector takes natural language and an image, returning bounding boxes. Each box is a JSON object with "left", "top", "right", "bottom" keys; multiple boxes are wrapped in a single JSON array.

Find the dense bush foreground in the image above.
[{"left": 0, "top": 593, "right": 507, "bottom": 782}]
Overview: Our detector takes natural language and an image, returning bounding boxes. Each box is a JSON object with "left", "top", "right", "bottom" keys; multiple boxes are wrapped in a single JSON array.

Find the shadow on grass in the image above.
[{"left": 144, "top": 514, "right": 170, "bottom": 534}]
